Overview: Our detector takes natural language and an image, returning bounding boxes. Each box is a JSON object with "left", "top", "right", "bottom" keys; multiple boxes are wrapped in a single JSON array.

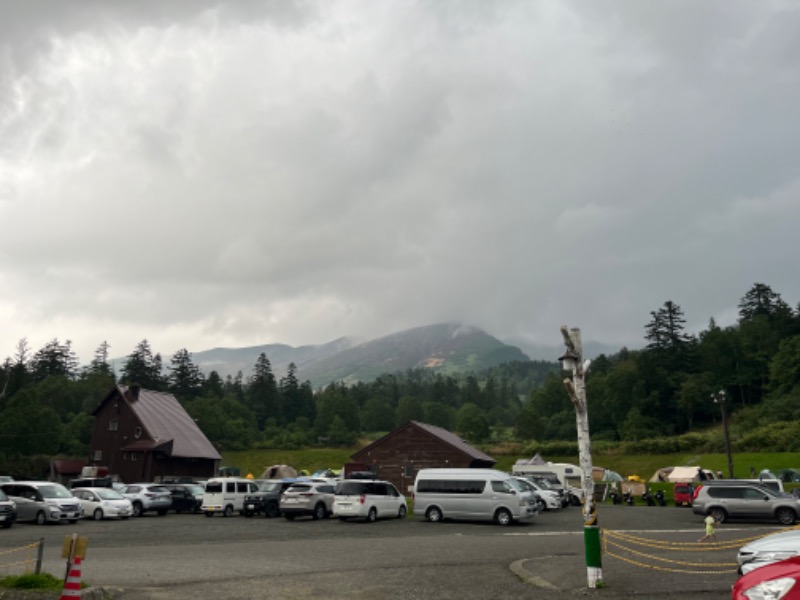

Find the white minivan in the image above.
[
  {"left": 201, "top": 477, "right": 259, "bottom": 517},
  {"left": 413, "top": 468, "right": 538, "bottom": 526}
]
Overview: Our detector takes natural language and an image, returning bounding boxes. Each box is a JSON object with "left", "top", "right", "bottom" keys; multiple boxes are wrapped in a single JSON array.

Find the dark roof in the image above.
[
  {"left": 51, "top": 459, "right": 85, "bottom": 475},
  {"left": 99, "top": 386, "right": 221, "bottom": 461},
  {"left": 353, "top": 420, "right": 495, "bottom": 464}
]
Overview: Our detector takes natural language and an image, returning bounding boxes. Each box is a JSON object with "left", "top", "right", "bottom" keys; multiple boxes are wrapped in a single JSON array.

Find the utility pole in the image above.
[
  {"left": 559, "top": 325, "right": 602, "bottom": 589},
  {"left": 712, "top": 390, "right": 734, "bottom": 479}
]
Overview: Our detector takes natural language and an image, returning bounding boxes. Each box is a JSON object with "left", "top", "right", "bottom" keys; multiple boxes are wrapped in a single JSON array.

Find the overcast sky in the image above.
[{"left": 2, "top": 0, "right": 799, "bottom": 365}]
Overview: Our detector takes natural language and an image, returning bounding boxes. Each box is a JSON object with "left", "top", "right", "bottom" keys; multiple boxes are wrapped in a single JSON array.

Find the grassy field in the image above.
[{"left": 223, "top": 447, "right": 800, "bottom": 481}]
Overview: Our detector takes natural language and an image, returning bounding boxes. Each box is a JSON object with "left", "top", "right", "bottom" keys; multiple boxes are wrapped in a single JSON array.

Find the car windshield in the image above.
[
  {"left": 186, "top": 485, "right": 204, "bottom": 495},
  {"left": 0, "top": 489, "right": 8, "bottom": 501},
  {"left": 39, "top": 485, "right": 72, "bottom": 499},
  {"left": 148, "top": 486, "right": 170, "bottom": 494},
  {"left": 257, "top": 481, "right": 282, "bottom": 492},
  {"left": 96, "top": 489, "right": 124, "bottom": 500},
  {"left": 287, "top": 484, "right": 312, "bottom": 493},
  {"left": 507, "top": 479, "right": 526, "bottom": 492}
]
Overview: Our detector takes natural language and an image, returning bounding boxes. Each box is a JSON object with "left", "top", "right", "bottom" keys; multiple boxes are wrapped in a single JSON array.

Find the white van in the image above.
[
  {"left": 201, "top": 477, "right": 259, "bottom": 517},
  {"left": 413, "top": 468, "right": 538, "bottom": 526}
]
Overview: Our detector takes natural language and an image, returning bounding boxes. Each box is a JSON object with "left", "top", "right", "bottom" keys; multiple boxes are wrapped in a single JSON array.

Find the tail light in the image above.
[
  {"left": 300, "top": 493, "right": 313, "bottom": 497},
  {"left": 358, "top": 494, "right": 366, "bottom": 505},
  {"left": 693, "top": 485, "right": 703, "bottom": 498}
]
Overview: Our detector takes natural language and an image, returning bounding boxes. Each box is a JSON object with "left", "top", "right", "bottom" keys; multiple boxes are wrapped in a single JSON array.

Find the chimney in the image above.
[{"left": 129, "top": 384, "right": 141, "bottom": 402}]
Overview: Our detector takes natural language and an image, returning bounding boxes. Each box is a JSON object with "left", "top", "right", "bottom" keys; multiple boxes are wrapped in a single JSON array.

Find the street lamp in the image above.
[
  {"left": 712, "top": 390, "right": 734, "bottom": 479},
  {"left": 559, "top": 326, "right": 602, "bottom": 589}
]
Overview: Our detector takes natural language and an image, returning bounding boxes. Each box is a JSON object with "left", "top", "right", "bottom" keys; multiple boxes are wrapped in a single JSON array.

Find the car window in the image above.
[
  {"left": 336, "top": 481, "right": 367, "bottom": 495},
  {"left": 148, "top": 486, "right": 170, "bottom": 494},
  {"left": 206, "top": 482, "right": 223, "bottom": 493},
  {"left": 319, "top": 485, "right": 335, "bottom": 494},
  {"left": 386, "top": 484, "right": 399, "bottom": 497},
  {"left": 0, "top": 489, "right": 8, "bottom": 501},
  {"left": 236, "top": 482, "right": 250, "bottom": 493},
  {"left": 97, "top": 489, "right": 124, "bottom": 500},
  {"left": 288, "top": 484, "right": 312, "bottom": 493},
  {"left": 126, "top": 486, "right": 140, "bottom": 493},
  {"left": 39, "top": 485, "right": 72, "bottom": 499},
  {"left": 744, "top": 488, "right": 768, "bottom": 500},
  {"left": 491, "top": 481, "right": 514, "bottom": 494},
  {"left": 257, "top": 481, "right": 282, "bottom": 493}
]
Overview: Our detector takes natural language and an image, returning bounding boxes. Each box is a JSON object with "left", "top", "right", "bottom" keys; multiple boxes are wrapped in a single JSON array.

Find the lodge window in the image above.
[
  {"left": 92, "top": 450, "right": 102, "bottom": 461},
  {"left": 108, "top": 419, "right": 118, "bottom": 431},
  {"left": 134, "top": 427, "right": 142, "bottom": 439},
  {"left": 131, "top": 452, "right": 138, "bottom": 462}
]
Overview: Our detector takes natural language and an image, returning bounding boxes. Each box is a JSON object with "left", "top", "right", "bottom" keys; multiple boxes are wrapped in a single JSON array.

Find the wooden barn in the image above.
[
  {"left": 348, "top": 421, "right": 496, "bottom": 494},
  {"left": 88, "top": 384, "right": 221, "bottom": 483}
]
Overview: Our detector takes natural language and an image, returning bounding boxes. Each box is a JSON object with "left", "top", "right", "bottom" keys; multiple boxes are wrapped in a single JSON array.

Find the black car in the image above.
[
  {"left": 165, "top": 484, "right": 204, "bottom": 514},
  {"left": 242, "top": 480, "right": 293, "bottom": 518}
]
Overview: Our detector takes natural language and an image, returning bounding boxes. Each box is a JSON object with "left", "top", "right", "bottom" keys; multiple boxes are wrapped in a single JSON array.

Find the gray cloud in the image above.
[{"left": 2, "top": 0, "right": 799, "bottom": 364}]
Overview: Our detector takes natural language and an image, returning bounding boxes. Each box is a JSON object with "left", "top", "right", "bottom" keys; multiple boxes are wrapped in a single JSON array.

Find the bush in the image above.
[{"left": 0, "top": 573, "right": 67, "bottom": 590}]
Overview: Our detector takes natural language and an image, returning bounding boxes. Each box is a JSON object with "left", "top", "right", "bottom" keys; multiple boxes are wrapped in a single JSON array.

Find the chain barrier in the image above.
[
  {"left": 0, "top": 541, "right": 40, "bottom": 574},
  {"left": 601, "top": 527, "right": 800, "bottom": 575}
]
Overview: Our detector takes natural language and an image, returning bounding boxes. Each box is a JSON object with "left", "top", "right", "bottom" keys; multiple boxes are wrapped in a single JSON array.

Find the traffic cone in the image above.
[{"left": 60, "top": 556, "right": 83, "bottom": 599}]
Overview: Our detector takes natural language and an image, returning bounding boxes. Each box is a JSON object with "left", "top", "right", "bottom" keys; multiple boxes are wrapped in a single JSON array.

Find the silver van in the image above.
[
  {"left": 413, "top": 468, "right": 538, "bottom": 526},
  {"left": 0, "top": 481, "right": 82, "bottom": 525}
]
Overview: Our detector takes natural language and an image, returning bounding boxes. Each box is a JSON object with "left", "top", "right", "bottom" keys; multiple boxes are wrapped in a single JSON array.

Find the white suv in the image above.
[
  {"left": 332, "top": 479, "right": 407, "bottom": 522},
  {"left": 120, "top": 483, "right": 173, "bottom": 517}
]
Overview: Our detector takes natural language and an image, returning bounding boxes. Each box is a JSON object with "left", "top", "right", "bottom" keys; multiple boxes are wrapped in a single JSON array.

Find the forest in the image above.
[{"left": 1, "top": 282, "right": 799, "bottom": 472}]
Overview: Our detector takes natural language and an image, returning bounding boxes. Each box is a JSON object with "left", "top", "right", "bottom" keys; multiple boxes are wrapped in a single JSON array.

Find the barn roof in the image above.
[
  {"left": 96, "top": 385, "right": 221, "bottom": 461},
  {"left": 353, "top": 420, "right": 495, "bottom": 465}
]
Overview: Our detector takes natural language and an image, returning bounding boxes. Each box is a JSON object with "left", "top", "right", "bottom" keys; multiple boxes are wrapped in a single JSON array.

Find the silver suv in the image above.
[
  {"left": 0, "top": 481, "right": 82, "bottom": 524},
  {"left": 692, "top": 481, "right": 800, "bottom": 525},
  {"left": 119, "top": 483, "right": 173, "bottom": 517}
]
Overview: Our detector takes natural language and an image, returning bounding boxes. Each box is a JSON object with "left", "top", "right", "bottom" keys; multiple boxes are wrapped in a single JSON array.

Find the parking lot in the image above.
[{"left": 0, "top": 503, "right": 788, "bottom": 599}]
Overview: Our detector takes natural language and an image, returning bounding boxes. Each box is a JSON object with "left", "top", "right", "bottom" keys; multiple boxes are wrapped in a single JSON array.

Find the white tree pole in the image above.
[{"left": 560, "top": 325, "right": 603, "bottom": 588}]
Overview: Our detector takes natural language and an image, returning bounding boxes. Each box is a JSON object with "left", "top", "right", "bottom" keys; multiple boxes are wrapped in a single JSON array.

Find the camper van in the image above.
[
  {"left": 201, "top": 477, "right": 259, "bottom": 517},
  {"left": 413, "top": 468, "right": 538, "bottom": 526}
]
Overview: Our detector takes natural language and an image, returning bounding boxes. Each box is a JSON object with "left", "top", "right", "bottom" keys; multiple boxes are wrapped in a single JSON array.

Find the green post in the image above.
[{"left": 585, "top": 525, "right": 602, "bottom": 568}]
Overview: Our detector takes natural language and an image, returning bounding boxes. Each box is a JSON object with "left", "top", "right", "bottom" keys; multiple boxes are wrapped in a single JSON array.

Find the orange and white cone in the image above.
[{"left": 60, "top": 556, "right": 83, "bottom": 599}]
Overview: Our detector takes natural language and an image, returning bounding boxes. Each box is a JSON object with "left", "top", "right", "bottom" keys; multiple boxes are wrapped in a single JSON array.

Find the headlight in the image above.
[{"left": 743, "top": 576, "right": 796, "bottom": 599}]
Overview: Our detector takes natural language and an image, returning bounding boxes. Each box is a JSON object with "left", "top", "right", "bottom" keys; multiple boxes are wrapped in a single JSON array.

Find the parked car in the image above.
[
  {"left": 72, "top": 487, "right": 133, "bottom": 520},
  {"left": 0, "top": 476, "right": 14, "bottom": 484},
  {"left": 673, "top": 482, "right": 694, "bottom": 507},
  {"left": 692, "top": 481, "right": 800, "bottom": 525},
  {"left": 0, "top": 481, "right": 82, "bottom": 525},
  {"left": 280, "top": 481, "right": 336, "bottom": 520},
  {"left": 0, "top": 488, "right": 17, "bottom": 528},
  {"left": 732, "top": 556, "right": 800, "bottom": 599},
  {"left": 738, "top": 529, "right": 800, "bottom": 575},
  {"left": 68, "top": 477, "right": 115, "bottom": 490},
  {"left": 165, "top": 484, "right": 205, "bottom": 514},
  {"left": 119, "top": 483, "right": 173, "bottom": 517},
  {"left": 242, "top": 480, "right": 293, "bottom": 518},
  {"left": 517, "top": 477, "right": 562, "bottom": 511},
  {"left": 333, "top": 479, "right": 407, "bottom": 522}
]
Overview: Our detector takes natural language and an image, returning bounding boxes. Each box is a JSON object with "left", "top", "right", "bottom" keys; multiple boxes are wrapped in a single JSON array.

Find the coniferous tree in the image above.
[{"left": 168, "top": 348, "right": 204, "bottom": 401}]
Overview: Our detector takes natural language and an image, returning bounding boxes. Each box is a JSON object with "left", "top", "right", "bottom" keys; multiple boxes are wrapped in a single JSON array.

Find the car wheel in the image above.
[
  {"left": 367, "top": 507, "right": 377, "bottom": 523},
  {"left": 313, "top": 503, "right": 326, "bottom": 520},
  {"left": 426, "top": 506, "right": 443, "bottom": 523},
  {"left": 157, "top": 509, "right": 167, "bottom": 516},
  {"left": 709, "top": 507, "right": 727, "bottom": 524},
  {"left": 204, "top": 512, "right": 214, "bottom": 518},
  {"left": 223, "top": 505, "right": 234, "bottom": 517},
  {"left": 265, "top": 502, "right": 279, "bottom": 518},
  {"left": 537, "top": 500, "right": 546, "bottom": 512},
  {"left": 68, "top": 520, "right": 78, "bottom": 525},
  {"left": 776, "top": 507, "right": 797, "bottom": 526},
  {"left": 120, "top": 516, "right": 129, "bottom": 520},
  {"left": 93, "top": 508, "right": 104, "bottom": 521},
  {"left": 397, "top": 505, "right": 407, "bottom": 519},
  {"left": 1, "top": 522, "right": 12, "bottom": 529},
  {"left": 35, "top": 511, "right": 47, "bottom": 525},
  {"left": 132, "top": 502, "right": 144, "bottom": 517},
  {"left": 495, "top": 508, "right": 513, "bottom": 526}
]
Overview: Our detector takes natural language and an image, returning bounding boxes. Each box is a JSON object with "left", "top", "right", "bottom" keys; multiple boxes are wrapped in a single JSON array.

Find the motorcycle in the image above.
[
  {"left": 642, "top": 489, "right": 655, "bottom": 506},
  {"left": 609, "top": 489, "right": 621, "bottom": 505},
  {"left": 622, "top": 490, "right": 634, "bottom": 506},
  {"left": 654, "top": 490, "right": 666, "bottom": 506}
]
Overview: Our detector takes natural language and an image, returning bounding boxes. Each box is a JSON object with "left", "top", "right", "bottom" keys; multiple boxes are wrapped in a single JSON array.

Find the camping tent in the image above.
[
  {"left": 260, "top": 464, "right": 298, "bottom": 479},
  {"left": 667, "top": 466, "right": 714, "bottom": 482}
]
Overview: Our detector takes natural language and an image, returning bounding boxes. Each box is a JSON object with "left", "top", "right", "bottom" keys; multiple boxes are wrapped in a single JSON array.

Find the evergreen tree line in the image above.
[
  {"left": 2, "top": 281, "right": 798, "bottom": 464},
  {"left": 517, "top": 283, "right": 800, "bottom": 449},
  {"left": 0, "top": 334, "right": 556, "bottom": 459}
]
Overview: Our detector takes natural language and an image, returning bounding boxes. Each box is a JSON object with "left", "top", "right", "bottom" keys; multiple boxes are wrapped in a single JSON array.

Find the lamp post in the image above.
[
  {"left": 712, "top": 390, "right": 734, "bottom": 479},
  {"left": 559, "top": 325, "right": 602, "bottom": 588}
]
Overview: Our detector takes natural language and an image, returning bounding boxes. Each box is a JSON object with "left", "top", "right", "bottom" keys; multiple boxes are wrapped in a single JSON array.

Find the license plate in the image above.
[
  {"left": 0, "top": 515, "right": 5, "bottom": 521},
  {"left": 247, "top": 504, "right": 255, "bottom": 510},
  {"left": 284, "top": 498, "right": 297, "bottom": 504}
]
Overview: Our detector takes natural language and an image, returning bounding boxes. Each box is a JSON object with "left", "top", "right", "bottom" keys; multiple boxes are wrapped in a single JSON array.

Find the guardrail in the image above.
[{"left": 0, "top": 538, "right": 45, "bottom": 575}]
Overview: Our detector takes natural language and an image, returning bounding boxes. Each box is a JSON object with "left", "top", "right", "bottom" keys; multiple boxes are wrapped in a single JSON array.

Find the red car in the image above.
[
  {"left": 733, "top": 556, "right": 800, "bottom": 599},
  {"left": 673, "top": 482, "right": 694, "bottom": 506}
]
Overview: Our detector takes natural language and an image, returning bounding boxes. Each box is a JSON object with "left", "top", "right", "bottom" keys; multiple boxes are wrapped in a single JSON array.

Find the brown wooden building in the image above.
[
  {"left": 348, "top": 421, "right": 496, "bottom": 494},
  {"left": 89, "top": 384, "right": 221, "bottom": 483}
]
